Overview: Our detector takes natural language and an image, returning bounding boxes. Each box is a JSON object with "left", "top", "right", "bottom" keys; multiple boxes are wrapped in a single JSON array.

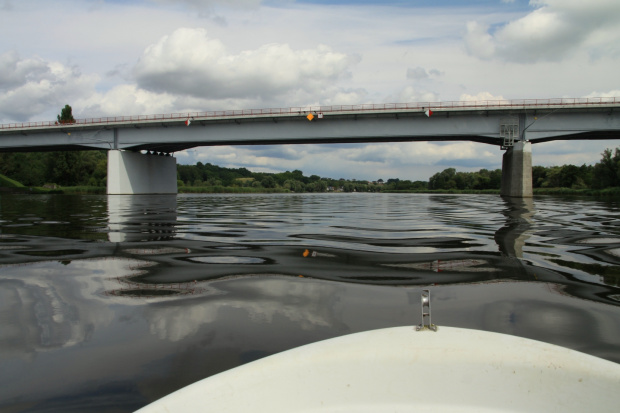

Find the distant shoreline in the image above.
[{"left": 2, "top": 186, "right": 620, "bottom": 197}]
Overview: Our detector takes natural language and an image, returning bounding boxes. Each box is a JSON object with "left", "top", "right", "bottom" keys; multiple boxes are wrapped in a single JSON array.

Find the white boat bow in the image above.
[{"left": 135, "top": 325, "right": 620, "bottom": 412}]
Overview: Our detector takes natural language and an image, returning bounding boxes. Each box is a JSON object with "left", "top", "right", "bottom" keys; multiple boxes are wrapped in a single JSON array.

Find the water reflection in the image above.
[
  {"left": 108, "top": 195, "right": 177, "bottom": 242},
  {"left": 494, "top": 197, "right": 535, "bottom": 258},
  {"left": 0, "top": 258, "right": 150, "bottom": 354},
  {"left": 144, "top": 277, "right": 351, "bottom": 342},
  {"left": 98, "top": 194, "right": 620, "bottom": 297},
  {"left": 0, "top": 194, "right": 108, "bottom": 241},
  {"left": 1, "top": 193, "right": 620, "bottom": 412}
]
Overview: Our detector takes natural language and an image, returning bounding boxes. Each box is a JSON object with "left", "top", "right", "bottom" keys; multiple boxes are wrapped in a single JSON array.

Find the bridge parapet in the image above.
[{"left": 2, "top": 97, "right": 620, "bottom": 133}]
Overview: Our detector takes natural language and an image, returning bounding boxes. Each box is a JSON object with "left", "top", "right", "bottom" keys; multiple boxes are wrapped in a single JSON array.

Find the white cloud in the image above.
[
  {"left": 463, "top": 21, "right": 497, "bottom": 60},
  {"left": 389, "top": 86, "right": 439, "bottom": 104},
  {"left": 0, "top": 51, "right": 98, "bottom": 122},
  {"left": 79, "top": 84, "right": 176, "bottom": 118},
  {"left": 406, "top": 66, "right": 443, "bottom": 81},
  {"left": 465, "top": 0, "right": 620, "bottom": 63},
  {"left": 133, "top": 28, "right": 360, "bottom": 106},
  {"left": 460, "top": 92, "right": 506, "bottom": 102},
  {"left": 583, "top": 90, "right": 620, "bottom": 99},
  {"left": 406, "top": 67, "right": 429, "bottom": 80}
]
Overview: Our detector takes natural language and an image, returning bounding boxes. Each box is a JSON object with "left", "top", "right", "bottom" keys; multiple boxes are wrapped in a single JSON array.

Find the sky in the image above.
[{"left": 1, "top": 0, "right": 619, "bottom": 181}]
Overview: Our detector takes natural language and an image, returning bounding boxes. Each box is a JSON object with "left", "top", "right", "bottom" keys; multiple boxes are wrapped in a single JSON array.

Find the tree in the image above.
[
  {"left": 532, "top": 166, "right": 547, "bottom": 188},
  {"left": 57, "top": 104, "right": 76, "bottom": 124},
  {"left": 428, "top": 168, "right": 456, "bottom": 190},
  {"left": 593, "top": 148, "right": 620, "bottom": 189},
  {"left": 284, "top": 179, "right": 305, "bottom": 192},
  {"left": 261, "top": 176, "right": 277, "bottom": 188}
]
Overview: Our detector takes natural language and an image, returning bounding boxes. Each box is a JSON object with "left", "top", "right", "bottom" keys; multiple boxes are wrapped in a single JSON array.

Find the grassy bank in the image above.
[
  {"left": 387, "top": 187, "right": 620, "bottom": 197},
  {"left": 0, "top": 174, "right": 25, "bottom": 188},
  {"left": 383, "top": 189, "right": 501, "bottom": 194},
  {"left": 0, "top": 174, "right": 106, "bottom": 194},
  {"left": 52, "top": 186, "right": 106, "bottom": 194},
  {"left": 532, "top": 187, "right": 620, "bottom": 196}
]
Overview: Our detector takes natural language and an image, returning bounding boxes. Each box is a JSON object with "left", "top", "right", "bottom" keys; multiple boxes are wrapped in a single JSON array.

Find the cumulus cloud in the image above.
[
  {"left": 133, "top": 28, "right": 360, "bottom": 106},
  {"left": 79, "top": 84, "right": 176, "bottom": 118},
  {"left": 389, "top": 86, "right": 439, "bottom": 104},
  {"left": 0, "top": 51, "right": 98, "bottom": 122},
  {"left": 305, "top": 87, "right": 369, "bottom": 107},
  {"left": 583, "top": 90, "right": 620, "bottom": 99},
  {"left": 406, "top": 66, "right": 443, "bottom": 81},
  {"left": 465, "top": 0, "right": 620, "bottom": 62},
  {"left": 460, "top": 91, "right": 506, "bottom": 102}
]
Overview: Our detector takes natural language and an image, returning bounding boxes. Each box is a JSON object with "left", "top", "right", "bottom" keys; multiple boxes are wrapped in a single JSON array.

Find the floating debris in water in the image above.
[{"left": 303, "top": 249, "right": 336, "bottom": 258}]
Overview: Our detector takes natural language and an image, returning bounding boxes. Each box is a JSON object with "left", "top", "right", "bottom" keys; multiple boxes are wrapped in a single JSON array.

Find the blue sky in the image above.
[{"left": 1, "top": 0, "right": 619, "bottom": 181}]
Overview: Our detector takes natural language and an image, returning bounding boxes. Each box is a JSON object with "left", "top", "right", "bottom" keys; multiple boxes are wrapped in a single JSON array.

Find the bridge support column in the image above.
[
  {"left": 500, "top": 141, "right": 533, "bottom": 198},
  {"left": 107, "top": 150, "right": 177, "bottom": 195}
]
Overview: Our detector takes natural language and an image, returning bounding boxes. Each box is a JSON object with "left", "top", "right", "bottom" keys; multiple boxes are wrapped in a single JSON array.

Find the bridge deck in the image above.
[
  {"left": 2, "top": 97, "right": 620, "bottom": 134},
  {"left": 1, "top": 98, "right": 619, "bottom": 154}
]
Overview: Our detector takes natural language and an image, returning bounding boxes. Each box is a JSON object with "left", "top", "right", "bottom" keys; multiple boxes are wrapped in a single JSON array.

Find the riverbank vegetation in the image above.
[{"left": 2, "top": 146, "right": 620, "bottom": 195}]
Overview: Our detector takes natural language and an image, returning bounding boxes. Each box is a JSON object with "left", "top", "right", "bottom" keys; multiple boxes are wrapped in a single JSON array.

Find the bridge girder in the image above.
[{"left": 1, "top": 105, "right": 620, "bottom": 153}]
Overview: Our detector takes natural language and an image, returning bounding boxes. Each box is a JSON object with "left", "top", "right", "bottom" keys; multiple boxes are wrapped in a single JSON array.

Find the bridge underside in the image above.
[{"left": 0, "top": 130, "right": 616, "bottom": 155}]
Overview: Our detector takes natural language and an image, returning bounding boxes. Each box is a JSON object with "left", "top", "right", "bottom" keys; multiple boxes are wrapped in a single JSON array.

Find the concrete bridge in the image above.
[{"left": 1, "top": 97, "right": 619, "bottom": 197}]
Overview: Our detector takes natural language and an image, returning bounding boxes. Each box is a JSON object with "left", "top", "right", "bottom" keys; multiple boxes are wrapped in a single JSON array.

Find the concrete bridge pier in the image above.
[
  {"left": 500, "top": 141, "right": 533, "bottom": 198},
  {"left": 107, "top": 150, "right": 178, "bottom": 195}
]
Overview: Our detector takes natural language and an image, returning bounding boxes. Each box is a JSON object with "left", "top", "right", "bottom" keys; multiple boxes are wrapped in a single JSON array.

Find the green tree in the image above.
[
  {"left": 57, "top": 104, "right": 76, "bottom": 124},
  {"left": 261, "top": 176, "right": 277, "bottom": 188},
  {"left": 429, "top": 168, "right": 456, "bottom": 190},
  {"left": 284, "top": 179, "right": 305, "bottom": 192},
  {"left": 532, "top": 166, "right": 547, "bottom": 188},
  {"left": 593, "top": 148, "right": 620, "bottom": 189}
]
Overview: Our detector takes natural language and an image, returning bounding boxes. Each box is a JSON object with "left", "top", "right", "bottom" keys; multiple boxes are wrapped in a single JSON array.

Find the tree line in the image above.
[
  {"left": 2, "top": 147, "right": 620, "bottom": 192},
  {"left": 426, "top": 148, "right": 620, "bottom": 191},
  {"left": 178, "top": 162, "right": 385, "bottom": 192},
  {"left": 0, "top": 151, "right": 108, "bottom": 187}
]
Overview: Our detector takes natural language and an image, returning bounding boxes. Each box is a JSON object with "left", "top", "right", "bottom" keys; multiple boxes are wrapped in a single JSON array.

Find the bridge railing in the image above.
[{"left": 2, "top": 96, "right": 619, "bottom": 131}]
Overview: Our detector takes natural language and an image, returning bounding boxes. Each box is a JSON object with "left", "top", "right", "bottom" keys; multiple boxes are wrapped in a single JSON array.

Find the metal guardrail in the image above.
[{"left": 2, "top": 97, "right": 619, "bottom": 131}]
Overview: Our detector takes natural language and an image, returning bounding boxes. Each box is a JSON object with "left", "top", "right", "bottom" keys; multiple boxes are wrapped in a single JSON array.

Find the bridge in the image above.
[{"left": 1, "top": 97, "right": 620, "bottom": 197}]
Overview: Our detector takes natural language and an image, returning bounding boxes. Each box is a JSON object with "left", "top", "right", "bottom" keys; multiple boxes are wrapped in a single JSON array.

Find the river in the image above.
[{"left": 1, "top": 193, "right": 619, "bottom": 412}]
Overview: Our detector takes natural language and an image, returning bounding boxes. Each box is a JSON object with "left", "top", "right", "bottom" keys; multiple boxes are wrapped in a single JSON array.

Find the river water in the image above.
[{"left": 1, "top": 193, "right": 619, "bottom": 412}]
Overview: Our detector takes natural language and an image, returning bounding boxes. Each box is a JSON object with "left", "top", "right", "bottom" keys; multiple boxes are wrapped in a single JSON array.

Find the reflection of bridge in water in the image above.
[
  {"left": 107, "top": 195, "right": 178, "bottom": 243},
  {"left": 106, "top": 194, "right": 535, "bottom": 259},
  {"left": 2, "top": 98, "right": 620, "bottom": 197},
  {"left": 98, "top": 194, "right": 620, "bottom": 305},
  {"left": 106, "top": 277, "right": 203, "bottom": 298},
  {"left": 495, "top": 197, "right": 535, "bottom": 259}
]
